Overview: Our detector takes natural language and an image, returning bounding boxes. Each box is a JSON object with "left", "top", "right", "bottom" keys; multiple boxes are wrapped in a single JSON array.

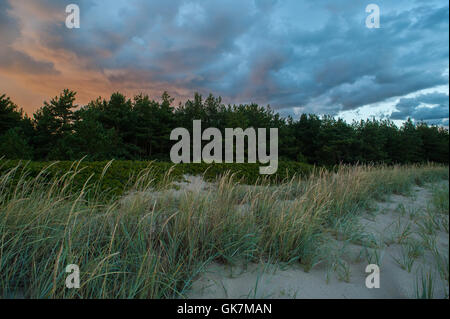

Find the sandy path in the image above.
[{"left": 187, "top": 182, "right": 449, "bottom": 299}]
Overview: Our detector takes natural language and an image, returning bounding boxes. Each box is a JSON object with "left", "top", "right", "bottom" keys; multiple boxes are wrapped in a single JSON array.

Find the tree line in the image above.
[{"left": 0, "top": 89, "right": 448, "bottom": 165}]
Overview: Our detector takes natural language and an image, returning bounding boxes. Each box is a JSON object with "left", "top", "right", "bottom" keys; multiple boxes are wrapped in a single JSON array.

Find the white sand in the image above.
[{"left": 187, "top": 182, "right": 449, "bottom": 299}]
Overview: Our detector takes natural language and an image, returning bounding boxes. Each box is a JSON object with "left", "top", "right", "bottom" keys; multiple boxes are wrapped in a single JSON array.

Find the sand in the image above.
[{"left": 187, "top": 181, "right": 449, "bottom": 299}]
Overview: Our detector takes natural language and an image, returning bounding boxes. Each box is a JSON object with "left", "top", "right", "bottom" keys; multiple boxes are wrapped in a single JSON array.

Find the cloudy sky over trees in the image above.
[{"left": 0, "top": 0, "right": 448, "bottom": 125}]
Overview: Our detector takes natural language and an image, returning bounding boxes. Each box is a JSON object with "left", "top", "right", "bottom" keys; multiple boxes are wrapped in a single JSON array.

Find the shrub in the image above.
[{"left": 0, "top": 159, "right": 314, "bottom": 198}]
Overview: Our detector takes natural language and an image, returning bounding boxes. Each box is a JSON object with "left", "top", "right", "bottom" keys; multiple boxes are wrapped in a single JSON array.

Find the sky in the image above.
[{"left": 0, "top": 0, "right": 448, "bottom": 126}]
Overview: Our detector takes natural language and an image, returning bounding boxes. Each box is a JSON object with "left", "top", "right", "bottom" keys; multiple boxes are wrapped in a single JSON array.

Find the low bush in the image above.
[{"left": 0, "top": 159, "right": 314, "bottom": 198}]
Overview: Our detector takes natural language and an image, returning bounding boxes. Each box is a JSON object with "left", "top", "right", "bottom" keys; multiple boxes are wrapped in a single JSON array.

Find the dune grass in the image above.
[{"left": 0, "top": 161, "right": 448, "bottom": 298}]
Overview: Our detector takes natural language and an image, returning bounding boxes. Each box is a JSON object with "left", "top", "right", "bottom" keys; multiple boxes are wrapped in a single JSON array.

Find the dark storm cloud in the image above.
[
  {"left": 278, "top": 3, "right": 449, "bottom": 113},
  {"left": 1, "top": 0, "right": 448, "bottom": 116},
  {"left": 391, "top": 92, "right": 449, "bottom": 125}
]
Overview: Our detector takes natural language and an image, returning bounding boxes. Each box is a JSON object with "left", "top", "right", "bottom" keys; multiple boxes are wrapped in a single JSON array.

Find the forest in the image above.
[{"left": 1, "top": 89, "right": 448, "bottom": 165}]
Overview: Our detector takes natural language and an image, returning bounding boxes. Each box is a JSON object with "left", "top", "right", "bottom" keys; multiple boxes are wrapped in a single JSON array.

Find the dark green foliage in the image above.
[
  {"left": 0, "top": 128, "right": 33, "bottom": 159},
  {"left": 0, "top": 90, "right": 448, "bottom": 165},
  {"left": 31, "top": 89, "right": 78, "bottom": 160},
  {"left": 0, "top": 94, "right": 23, "bottom": 136},
  {"left": 0, "top": 160, "right": 314, "bottom": 198}
]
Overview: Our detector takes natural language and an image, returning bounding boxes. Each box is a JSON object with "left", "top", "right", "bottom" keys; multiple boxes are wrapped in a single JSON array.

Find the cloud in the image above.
[
  {"left": 0, "top": 0, "right": 448, "bottom": 119},
  {"left": 0, "top": 0, "right": 58, "bottom": 75},
  {"left": 391, "top": 92, "right": 449, "bottom": 125}
]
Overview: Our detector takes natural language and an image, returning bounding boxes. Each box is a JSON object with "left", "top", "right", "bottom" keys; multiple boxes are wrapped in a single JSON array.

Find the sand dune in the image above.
[{"left": 188, "top": 182, "right": 449, "bottom": 299}]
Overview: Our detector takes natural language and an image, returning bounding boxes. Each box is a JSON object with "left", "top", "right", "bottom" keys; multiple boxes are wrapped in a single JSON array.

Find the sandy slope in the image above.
[{"left": 187, "top": 182, "right": 449, "bottom": 299}]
